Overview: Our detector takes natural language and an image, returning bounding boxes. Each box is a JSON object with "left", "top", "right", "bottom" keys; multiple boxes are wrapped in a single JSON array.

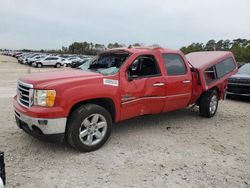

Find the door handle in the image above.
[
  {"left": 182, "top": 80, "right": 191, "bottom": 84},
  {"left": 153, "top": 83, "right": 165, "bottom": 87}
]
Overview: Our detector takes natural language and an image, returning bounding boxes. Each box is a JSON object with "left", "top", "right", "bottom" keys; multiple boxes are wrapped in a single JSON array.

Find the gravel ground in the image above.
[{"left": 0, "top": 55, "right": 249, "bottom": 188}]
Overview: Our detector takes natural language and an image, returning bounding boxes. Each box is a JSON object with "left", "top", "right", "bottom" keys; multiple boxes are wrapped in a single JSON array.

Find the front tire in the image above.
[
  {"left": 199, "top": 89, "right": 219, "bottom": 118},
  {"left": 37, "top": 63, "right": 42, "bottom": 68},
  {"left": 67, "top": 104, "right": 112, "bottom": 152}
]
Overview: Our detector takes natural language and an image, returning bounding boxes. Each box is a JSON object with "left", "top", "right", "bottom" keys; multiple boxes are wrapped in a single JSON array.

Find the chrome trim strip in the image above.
[
  {"left": 18, "top": 80, "right": 33, "bottom": 88},
  {"left": 121, "top": 93, "right": 191, "bottom": 105},
  {"left": 167, "top": 93, "right": 191, "bottom": 98}
]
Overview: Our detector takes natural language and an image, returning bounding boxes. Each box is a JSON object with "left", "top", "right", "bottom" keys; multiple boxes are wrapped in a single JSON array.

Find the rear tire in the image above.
[
  {"left": 67, "top": 104, "right": 112, "bottom": 152},
  {"left": 199, "top": 89, "right": 218, "bottom": 118},
  {"left": 55, "top": 63, "right": 61, "bottom": 68}
]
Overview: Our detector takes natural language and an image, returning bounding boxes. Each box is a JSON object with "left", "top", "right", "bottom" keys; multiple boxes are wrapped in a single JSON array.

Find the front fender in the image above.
[{"left": 61, "top": 83, "right": 120, "bottom": 120}]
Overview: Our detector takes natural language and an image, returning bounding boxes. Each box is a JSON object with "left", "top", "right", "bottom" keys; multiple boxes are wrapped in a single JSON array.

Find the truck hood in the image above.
[{"left": 20, "top": 70, "right": 102, "bottom": 88}]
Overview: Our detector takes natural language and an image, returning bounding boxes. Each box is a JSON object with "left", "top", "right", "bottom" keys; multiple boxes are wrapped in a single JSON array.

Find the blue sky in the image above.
[{"left": 0, "top": 0, "right": 249, "bottom": 50}]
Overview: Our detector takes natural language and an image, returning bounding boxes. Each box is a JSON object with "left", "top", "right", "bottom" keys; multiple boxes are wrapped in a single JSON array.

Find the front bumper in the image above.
[{"left": 14, "top": 109, "right": 67, "bottom": 142}]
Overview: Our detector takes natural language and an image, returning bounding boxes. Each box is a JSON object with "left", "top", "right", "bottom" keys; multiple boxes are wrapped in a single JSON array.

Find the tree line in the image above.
[
  {"left": 180, "top": 39, "right": 250, "bottom": 62},
  {"left": 3, "top": 38, "right": 249, "bottom": 63},
  {"left": 63, "top": 39, "right": 250, "bottom": 62}
]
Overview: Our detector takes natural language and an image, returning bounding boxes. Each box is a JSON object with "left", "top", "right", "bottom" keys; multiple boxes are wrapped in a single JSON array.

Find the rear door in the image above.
[
  {"left": 162, "top": 53, "right": 192, "bottom": 111},
  {"left": 50, "top": 57, "right": 58, "bottom": 65},
  {"left": 120, "top": 54, "right": 166, "bottom": 120}
]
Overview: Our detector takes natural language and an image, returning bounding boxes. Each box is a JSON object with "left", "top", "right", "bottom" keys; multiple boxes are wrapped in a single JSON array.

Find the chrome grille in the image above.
[
  {"left": 17, "top": 81, "right": 33, "bottom": 108},
  {"left": 228, "top": 78, "right": 250, "bottom": 85}
]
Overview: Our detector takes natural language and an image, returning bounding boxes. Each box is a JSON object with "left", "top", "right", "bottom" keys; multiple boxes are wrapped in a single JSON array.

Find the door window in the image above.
[
  {"left": 162, "top": 54, "right": 187, "bottom": 76},
  {"left": 128, "top": 55, "right": 161, "bottom": 79}
]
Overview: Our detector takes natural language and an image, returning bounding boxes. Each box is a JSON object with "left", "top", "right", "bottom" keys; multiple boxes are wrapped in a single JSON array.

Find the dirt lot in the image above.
[{"left": 0, "top": 55, "right": 249, "bottom": 188}]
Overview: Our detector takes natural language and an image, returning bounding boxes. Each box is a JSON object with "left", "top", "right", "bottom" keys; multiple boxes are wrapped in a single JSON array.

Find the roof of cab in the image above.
[
  {"left": 186, "top": 51, "right": 233, "bottom": 70},
  {"left": 103, "top": 47, "right": 180, "bottom": 54}
]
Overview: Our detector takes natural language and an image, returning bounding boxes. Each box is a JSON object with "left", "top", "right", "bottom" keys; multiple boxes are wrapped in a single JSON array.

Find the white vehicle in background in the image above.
[
  {"left": 33, "top": 56, "right": 63, "bottom": 68},
  {"left": 22, "top": 53, "right": 40, "bottom": 64},
  {"left": 27, "top": 55, "right": 47, "bottom": 65},
  {"left": 18, "top": 53, "right": 33, "bottom": 64}
]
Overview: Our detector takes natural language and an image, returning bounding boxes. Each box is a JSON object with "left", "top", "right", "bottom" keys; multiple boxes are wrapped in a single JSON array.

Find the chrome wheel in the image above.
[
  {"left": 209, "top": 95, "right": 218, "bottom": 114},
  {"left": 79, "top": 114, "right": 107, "bottom": 146}
]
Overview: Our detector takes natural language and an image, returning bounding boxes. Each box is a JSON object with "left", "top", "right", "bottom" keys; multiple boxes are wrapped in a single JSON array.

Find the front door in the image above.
[{"left": 120, "top": 55, "right": 166, "bottom": 120}]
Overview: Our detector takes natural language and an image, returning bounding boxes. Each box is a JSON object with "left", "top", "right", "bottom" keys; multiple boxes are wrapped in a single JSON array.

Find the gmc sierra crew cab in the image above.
[{"left": 13, "top": 47, "right": 238, "bottom": 152}]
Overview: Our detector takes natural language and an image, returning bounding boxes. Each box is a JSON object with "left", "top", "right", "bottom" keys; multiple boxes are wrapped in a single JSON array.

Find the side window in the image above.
[
  {"left": 128, "top": 55, "right": 160, "bottom": 78},
  {"left": 162, "top": 54, "right": 187, "bottom": 75},
  {"left": 204, "top": 57, "right": 236, "bottom": 85},
  {"left": 205, "top": 66, "right": 217, "bottom": 84},
  {"left": 215, "top": 58, "right": 236, "bottom": 78},
  {"left": 45, "top": 57, "right": 51, "bottom": 60}
]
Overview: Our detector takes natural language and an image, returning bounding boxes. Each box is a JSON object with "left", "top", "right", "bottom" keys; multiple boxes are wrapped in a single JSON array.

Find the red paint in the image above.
[{"left": 13, "top": 48, "right": 238, "bottom": 122}]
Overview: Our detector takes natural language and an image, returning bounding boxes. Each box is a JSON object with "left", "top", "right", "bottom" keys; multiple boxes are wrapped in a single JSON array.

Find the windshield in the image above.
[
  {"left": 238, "top": 63, "right": 250, "bottom": 74},
  {"left": 79, "top": 51, "right": 130, "bottom": 75}
]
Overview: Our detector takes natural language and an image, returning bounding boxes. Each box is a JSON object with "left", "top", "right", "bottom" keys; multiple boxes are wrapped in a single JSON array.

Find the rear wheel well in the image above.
[
  {"left": 67, "top": 98, "right": 116, "bottom": 123},
  {"left": 197, "top": 86, "right": 220, "bottom": 105}
]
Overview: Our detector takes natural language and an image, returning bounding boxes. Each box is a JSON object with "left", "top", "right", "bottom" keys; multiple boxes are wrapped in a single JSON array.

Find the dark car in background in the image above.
[
  {"left": 70, "top": 57, "right": 91, "bottom": 68},
  {"left": 227, "top": 63, "right": 250, "bottom": 96}
]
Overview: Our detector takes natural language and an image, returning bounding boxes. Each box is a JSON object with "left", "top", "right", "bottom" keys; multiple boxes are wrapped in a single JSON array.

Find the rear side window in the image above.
[
  {"left": 215, "top": 58, "right": 236, "bottom": 78},
  {"left": 205, "top": 57, "right": 236, "bottom": 85},
  {"left": 162, "top": 54, "right": 186, "bottom": 75}
]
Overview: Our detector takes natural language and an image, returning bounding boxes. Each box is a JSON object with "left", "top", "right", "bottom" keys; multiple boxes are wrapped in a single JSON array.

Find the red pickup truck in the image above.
[{"left": 13, "top": 47, "right": 238, "bottom": 152}]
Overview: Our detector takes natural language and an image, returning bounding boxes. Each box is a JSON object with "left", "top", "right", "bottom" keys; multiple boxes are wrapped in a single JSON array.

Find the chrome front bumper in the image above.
[{"left": 14, "top": 110, "right": 67, "bottom": 135}]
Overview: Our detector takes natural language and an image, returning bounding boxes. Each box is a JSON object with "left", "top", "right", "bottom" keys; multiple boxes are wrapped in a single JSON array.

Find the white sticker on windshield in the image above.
[{"left": 103, "top": 79, "right": 119, "bottom": 87}]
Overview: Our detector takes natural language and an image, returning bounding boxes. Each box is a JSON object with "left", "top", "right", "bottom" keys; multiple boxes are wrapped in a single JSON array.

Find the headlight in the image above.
[{"left": 33, "top": 90, "right": 56, "bottom": 107}]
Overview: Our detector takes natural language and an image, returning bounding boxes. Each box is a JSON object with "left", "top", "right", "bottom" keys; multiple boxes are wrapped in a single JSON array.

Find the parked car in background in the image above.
[
  {"left": 33, "top": 56, "right": 63, "bottom": 68},
  {"left": 27, "top": 55, "right": 47, "bottom": 65},
  {"left": 62, "top": 56, "right": 82, "bottom": 66},
  {"left": 22, "top": 54, "right": 40, "bottom": 64},
  {"left": 227, "top": 63, "right": 250, "bottom": 96},
  {"left": 18, "top": 53, "right": 32, "bottom": 64},
  {"left": 70, "top": 57, "right": 91, "bottom": 68}
]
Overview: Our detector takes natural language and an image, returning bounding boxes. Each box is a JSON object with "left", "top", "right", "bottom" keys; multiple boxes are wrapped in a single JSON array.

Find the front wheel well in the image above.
[{"left": 67, "top": 98, "right": 116, "bottom": 123}]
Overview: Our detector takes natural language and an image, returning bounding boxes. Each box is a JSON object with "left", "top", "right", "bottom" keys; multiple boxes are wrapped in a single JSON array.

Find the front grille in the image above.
[
  {"left": 228, "top": 78, "right": 250, "bottom": 85},
  {"left": 17, "top": 81, "right": 33, "bottom": 108},
  {"left": 227, "top": 84, "right": 250, "bottom": 94}
]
